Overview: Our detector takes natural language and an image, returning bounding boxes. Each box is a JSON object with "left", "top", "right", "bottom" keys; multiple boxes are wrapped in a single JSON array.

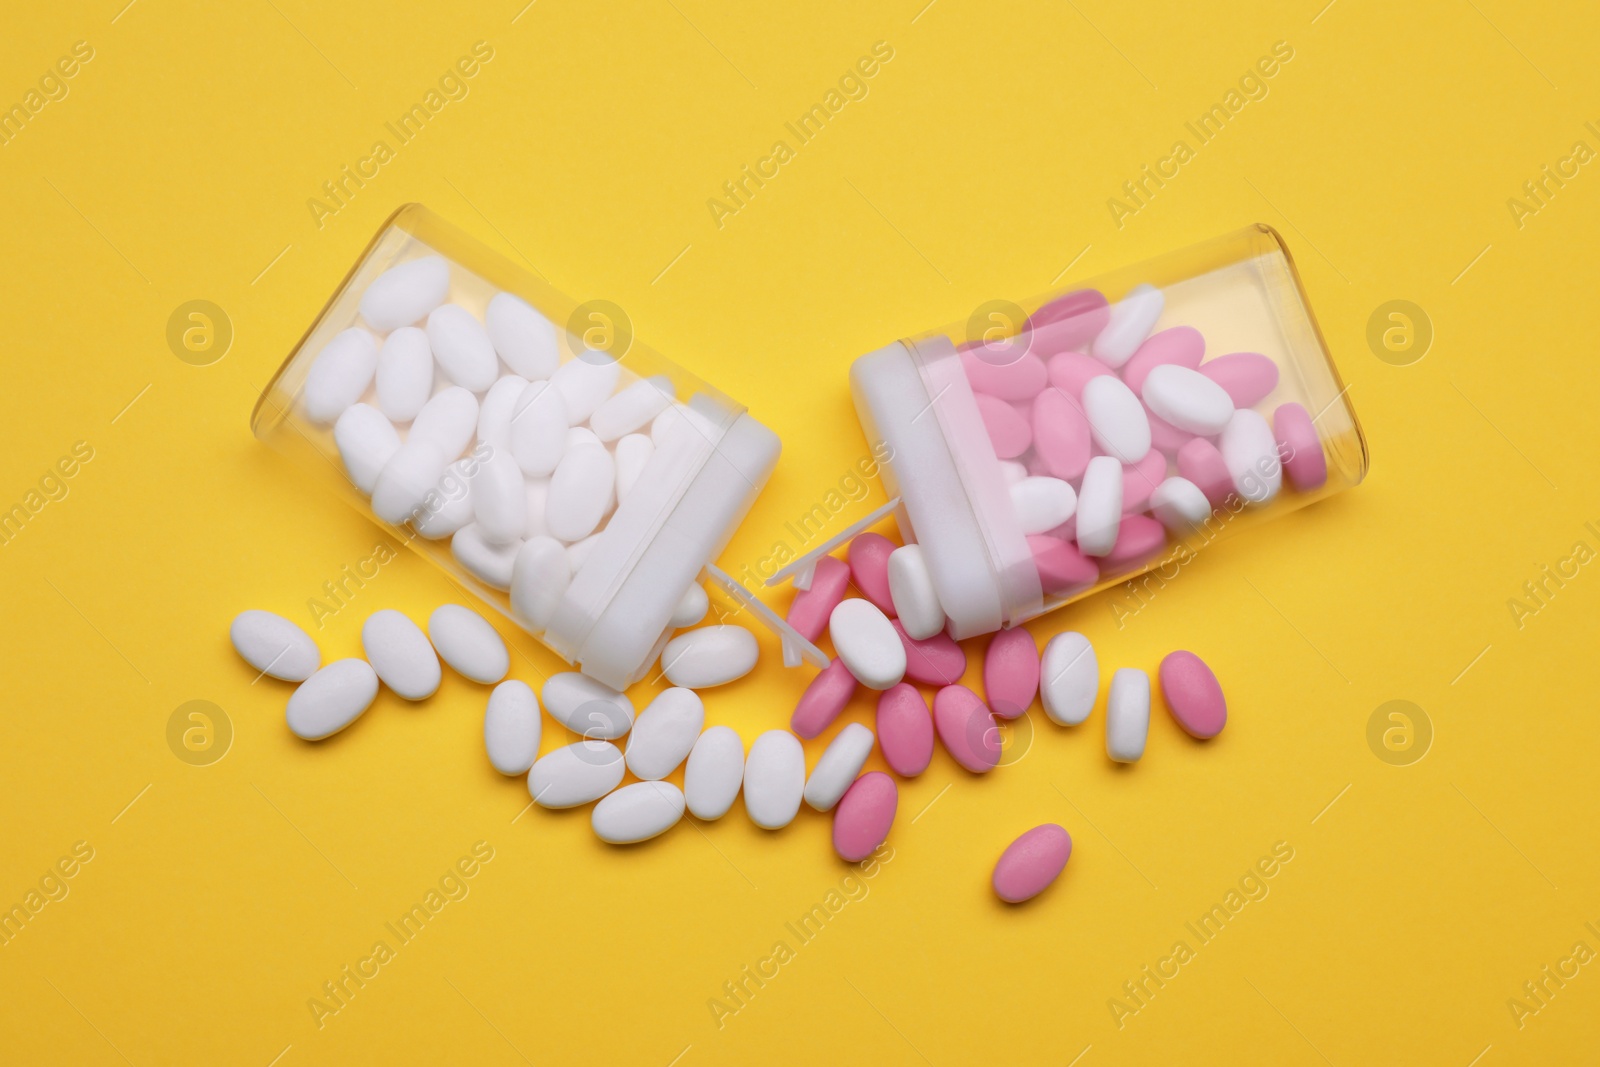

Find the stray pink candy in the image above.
[
  {"left": 1028, "top": 289, "right": 1110, "bottom": 354},
  {"left": 975, "top": 392, "right": 1032, "bottom": 458},
  {"left": 984, "top": 627, "right": 1040, "bottom": 720},
  {"left": 791, "top": 658, "right": 858, "bottom": 739},
  {"left": 1199, "top": 353, "right": 1279, "bottom": 407},
  {"left": 1177, "top": 438, "right": 1234, "bottom": 505},
  {"left": 1121, "top": 326, "right": 1204, "bottom": 393},
  {"left": 932, "top": 684, "right": 1001, "bottom": 773},
  {"left": 1027, "top": 534, "right": 1099, "bottom": 597},
  {"left": 847, "top": 532, "right": 897, "bottom": 615},
  {"left": 892, "top": 619, "right": 966, "bottom": 686},
  {"left": 833, "top": 772, "right": 897, "bottom": 861},
  {"left": 1274, "top": 402, "right": 1327, "bottom": 491},
  {"left": 1031, "top": 389, "right": 1092, "bottom": 480},
  {"left": 992, "top": 824, "right": 1072, "bottom": 903},
  {"left": 1102, "top": 514, "right": 1167, "bottom": 568},
  {"left": 876, "top": 683, "right": 935, "bottom": 776},
  {"left": 961, "top": 346, "right": 1048, "bottom": 401},
  {"left": 1046, "top": 351, "right": 1114, "bottom": 398},
  {"left": 1121, "top": 450, "right": 1167, "bottom": 514},
  {"left": 786, "top": 554, "right": 850, "bottom": 642},
  {"left": 1146, "top": 406, "right": 1196, "bottom": 455},
  {"left": 1158, "top": 650, "right": 1226, "bottom": 739}
]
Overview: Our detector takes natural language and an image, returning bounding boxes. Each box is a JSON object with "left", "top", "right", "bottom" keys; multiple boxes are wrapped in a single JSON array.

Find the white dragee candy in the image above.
[
  {"left": 484, "top": 680, "right": 540, "bottom": 775},
  {"left": 625, "top": 687, "right": 705, "bottom": 780},
  {"left": 803, "top": 722, "right": 876, "bottom": 812},
  {"left": 565, "top": 533, "right": 600, "bottom": 572},
  {"left": 614, "top": 433, "right": 653, "bottom": 504},
  {"left": 541, "top": 672, "right": 634, "bottom": 740},
  {"left": 669, "top": 583, "right": 709, "bottom": 629},
  {"left": 469, "top": 447, "right": 526, "bottom": 545},
  {"left": 651, "top": 402, "right": 721, "bottom": 451},
  {"left": 1106, "top": 667, "right": 1150, "bottom": 762},
  {"left": 524, "top": 478, "right": 550, "bottom": 539},
  {"left": 743, "top": 730, "right": 805, "bottom": 830},
  {"left": 529, "top": 741, "right": 624, "bottom": 808},
  {"left": 1142, "top": 364, "right": 1235, "bottom": 435},
  {"left": 592, "top": 781, "right": 686, "bottom": 844},
  {"left": 412, "top": 458, "right": 476, "bottom": 539},
  {"left": 551, "top": 353, "right": 621, "bottom": 423},
  {"left": 361, "top": 609, "right": 441, "bottom": 700},
  {"left": 545, "top": 431, "right": 614, "bottom": 542},
  {"left": 333, "top": 403, "right": 401, "bottom": 495},
  {"left": 360, "top": 255, "right": 449, "bottom": 331},
  {"left": 426, "top": 304, "right": 498, "bottom": 393},
  {"left": 303, "top": 328, "right": 376, "bottom": 424},
  {"left": 590, "top": 375, "right": 673, "bottom": 442},
  {"left": 230, "top": 610, "right": 319, "bottom": 681},
  {"left": 451, "top": 524, "right": 521, "bottom": 590},
  {"left": 410, "top": 386, "right": 479, "bottom": 460},
  {"left": 1220, "top": 409, "right": 1282, "bottom": 504},
  {"left": 662, "top": 625, "right": 758, "bottom": 688},
  {"left": 286, "top": 659, "right": 378, "bottom": 740},
  {"left": 427, "top": 604, "right": 508, "bottom": 683},
  {"left": 508, "top": 379, "right": 569, "bottom": 478},
  {"left": 375, "top": 327, "right": 434, "bottom": 423},
  {"left": 886, "top": 544, "right": 943, "bottom": 641},
  {"left": 372, "top": 439, "right": 449, "bottom": 525},
  {"left": 476, "top": 374, "right": 529, "bottom": 452},
  {"left": 1040, "top": 631, "right": 1098, "bottom": 726},
  {"left": 1075, "top": 456, "right": 1123, "bottom": 557},
  {"left": 828, "top": 598, "right": 905, "bottom": 690},
  {"left": 1092, "top": 283, "right": 1164, "bottom": 368},
  {"left": 999, "top": 460, "right": 1028, "bottom": 485},
  {"left": 684, "top": 726, "right": 744, "bottom": 820},
  {"left": 1149, "top": 476, "right": 1212, "bottom": 533},
  {"left": 510, "top": 536, "right": 569, "bottom": 628},
  {"left": 485, "top": 292, "right": 560, "bottom": 381},
  {"left": 1082, "top": 375, "right": 1151, "bottom": 463},
  {"left": 1009, "top": 476, "right": 1078, "bottom": 535}
]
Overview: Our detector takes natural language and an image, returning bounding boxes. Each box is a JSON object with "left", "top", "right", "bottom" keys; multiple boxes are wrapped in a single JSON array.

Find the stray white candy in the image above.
[
  {"left": 743, "top": 730, "right": 805, "bottom": 830},
  {"left": 483, "top": 680, "right": 540, "bottom": 775},
  {"left": 669, "top": 583, "right": 709, "bottom": 629},
  {"left": 829, "top": 598, "right": 906, "bottom": 691},
  {"left": 1040, "top": 631, "right": 1098, "bottom": 726},
  {"left": 374, "top": 327, "right": 434, "bottom": 423},
  {"left": 545, "top": 434, "right": 615, "bottom": 542},
  {"left": 684, "top": 726, "right": 745, "bottom": 820},
  {"left": 887, "top": 544, "right": 944, "bottom": 641},
  {"left": 661, "top": 625, "right": 758, "bottom": 688},
  {"left": 469, "top": 447, "right": 527, "bottom": 545},
  {"left": 1106, "top": 667, "right": 1150, "bottom": 762},
  {"left": 334, "top": 404, "right": 401, "bottom": 495},
  {"left": 1092, "top": 282, "right": 1164, "bottom": 368},
  {"left": 1219, "top": 409, "right": 1282, "bottom": 503},
  {"left": 508, "top": 379, "right": 569, "bottom": 477},
  {"left": 303, "top": 328, "right": 377, "bottom": 424},
  {"left": 590, "top": 376, "right": 673, "bottom": 441},
  {"left": 551, "top": 354, "right": 620, "bottom": 423},
  {"left": 1009, "top": 476, "right": 1078, "bottom": 536},
  {"left": 476, "top": 374, "right": 529, "bottom": 452},
  {"left": 541, "top": 672, "right": 634, "bottom": 740},
  {"left": 426, "top": 304, "right": 498, "bottom": 393},
  {"left": 524, "top": 478, "right": 550, "bottom": 539},
  {"left": 371, "top": 439, "right": 449, "bottom": 525},
  {"left": 360, "top": 255, "right": 449, "bottom": 331},
  {"left": 614, "top": 433, "right": 653, "bottom": 503},
  {"left": 286, "top": 659, "right": 378, "bottom": 740},
  {"left": 1142, "top": 364, "right": 1235, "bottom": 435},
  {"left": 360, "top": 609, "right": 440, "bottom": 700},
  {"left": 625, "top": 688, "right": 705, "bottom": 780},
  {"left": 427, "top": 604, "right": 508, "bottom": 683},
  {"left": 1082, "top": 375, "right": 1152, "bottom": 463},
  {"left": 410, "top": 386, "right": 479, "bottom": 459},
  {"left": 803, "top": 722, "right": 876, "bottom": 812},
  {"left": 510, "top": 536, "right": 569, "bottom": 629},
  {"left": 592, "top": 781, "right": 686, "bottom": 844},
  {"left": 485, "top": 292, "right": 560, "bottom": 381},
  {"left": 451, "top": 524, "right": 522, "bottom": 590},
  {"left": 230, "top": 610, "right": 320, "bottom": 681},
  {"left": 1075, "top": 455, "right": 1123, "bottom": 557},
  {"left": 1149, "top": 476, "right": 1212, "bottom": 532},
  {"left": 529, "top": 741, "right": 624, "bottom": 808},
  {"left": 412, "top": 459, "right": 475, "bottom": 539}
]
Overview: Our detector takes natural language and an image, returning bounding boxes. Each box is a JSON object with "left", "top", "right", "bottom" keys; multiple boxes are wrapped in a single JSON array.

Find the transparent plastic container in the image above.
[
  {"left": 253, "top": 205, "right": 781, "bottom": 689},
  {"left": 848, "top": 224, "right": 1367, "bottom": 639}
]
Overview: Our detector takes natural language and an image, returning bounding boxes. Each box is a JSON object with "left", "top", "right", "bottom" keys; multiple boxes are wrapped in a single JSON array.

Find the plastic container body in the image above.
[
  {"left": 850, "top": 225, "right": 1366, "bottom": 639},
  {"left": 253, "top": 205, "right": 780, "bottom": 689}
]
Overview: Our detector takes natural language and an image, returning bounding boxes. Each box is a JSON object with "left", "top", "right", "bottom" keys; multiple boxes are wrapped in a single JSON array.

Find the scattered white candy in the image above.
[
  {"left": 1010, "top": 476, "right": 1078, "bottom": 536},
  {"left": 1106, "top": 667, "right": 1150, "bottom": 762},
  {"left": 1040, "top": 631, "right": 1098, "bottom": 726},
  {"left": 426, "top": 304, "right": 498, "bottom": 393},
  {"left": 529, "top": 741, "right": 624, "bottom": 808},
  {"left": 476, "top": 374, "right": 529, "bottom": 452},
  {"left": 374, "top": 327, "right": 434, "bottom": 423},
  {"left": 427, "top": 604, "right": 508, "bottom": 683},
  {"left": 541, "top": 672, "right": 634, "bottom": 740},
  {"left": 1142, "top": 364, "right": 1235, "bottom": 435},
  {"left": 613, "top": 433, "right": 653, "bottom": 503},
  {"left": 886, "top": 544, "right": 943, "bottom": 640},
  {"left": 743, "top": 730, "right": 805, "bottom": 829},
  {"left": 303, "top": 328, "right": 376, "bottom": 424},
  {"left": 590, "top": 376, "right": 673, "bottom": 442},
  {"left": 230, "top": 610, "right": 320, "bottom": 681},
  {"left": 333, "top": 404, "right": 401, "bottom": 495},
  {"left": 829, "top": 598, "right": 906, "bottom": 691},
  {"left": 360, "top": 609, "right": 441, "bottom": 701},
  {"left": 1219, "top": 409, "right": 1282, "bottom": 503},
  {"left": 360, "top": 255, "right": 448, "bottom": 331},
  {"left": 510, "top": 536, "right": 570, "bottom": 629},
  {"left": 508, "top": 379, "right": 569, "bottom": 478},
  {"left": 803, "top": 722, "right": 875, "bottom": 812},
  {"left": 1082, "top": 375, "right": 1151, "bottom": 463},
  {"left": 484, "top": 680, "right": 541, "bottom": 775},
  {"left": 371, "top": 439, "right": 449, "bottom": 525},
  {"left": 625, "top": 687, "right": 705, "bottom": 780},
  {"left": 669, "top": 583, "right": 709, "bottom": 629},
  {"left": 661, "top": 625, "right": 758, "bottom": 688},
  {"left": 485, "top": 292, "right": 559, "bottom": 381},
  {"left": 684, "top": 726, "right": 745, "bottom": 820},
  {"left": 286, "top": 659, "right": 378, "bottom": 740},
  {"left": 469, "top": 447, "right": 527, "bottom": 545},
  {"left": 545, "top": 434, "right": 615, "bottom": 542},
  {"left": 1075, "top": 455, "right": 1123, "bottom": 557},
  {"left": 592, "top": 781, "right": 685, "bottom": 844},
  {"left": 451, "top": 524, "right": 522, "bottom": 590},
  {"left": 1092, "top": 283, "right": 1163, "bottom": 368},
  {"left": 551, "top": 354, "right": 620, "bottom": 423},
  {"left": 410, "top": 386, "right": 479, "bottom": 460},
  {"left": 1149, "top": 476, "right": 1212, "bottom": 532}
]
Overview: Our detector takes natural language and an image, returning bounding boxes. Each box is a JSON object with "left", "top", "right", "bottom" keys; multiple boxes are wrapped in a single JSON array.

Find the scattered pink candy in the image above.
[
  {"left": 876, "top": 683, "right": 935, "bottom": 776},
  {"left": 984, "top": 628, "right": 1039, "bottom": 720},
  {"left": 1031, "top": 389, "right": 1092, "bottom": 481},
  {"left": 992, "top": 823, "right": 1072, "bottom": 903},
  {"left": 1102, "top": 514, "right": 1167, "bottom": 568},
  {"left": 786, "top": 554, "right": 850, "bottom": 642},
  {"left": 1273, "top": 402, "right": 1327, "bottom": 491},
  {"left": 933, "top": 684, "right": 1001, "bottom": 773},
  {"left": 847, "top": 533, "right": 897, "bottom": 614},
  {"left": 1199, "top": 352, "right": 1279, "bottom": 407},
  {"left": 1121, "top": 326, "right": 1204, "bottom": 393},
  {"left": 833, "top": 772, "right": 897, "bottom": 861},
  {"left": 791, "top": 658, "right": 857, "bottom": 739},
  {"left": 892, "top": 619, "right": 966, "bottom": 686},
  {"left": 1026, "top": 534, "right": 1099, "bottom": 596},
  {"left": 1158, "top": 650, "right": 1226, "bottom": 739}
]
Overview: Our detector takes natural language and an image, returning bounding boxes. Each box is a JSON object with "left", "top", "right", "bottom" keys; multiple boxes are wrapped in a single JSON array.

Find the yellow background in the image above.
[{"left": 2, "top": 1, "right": 1597, "bottom": 1063}]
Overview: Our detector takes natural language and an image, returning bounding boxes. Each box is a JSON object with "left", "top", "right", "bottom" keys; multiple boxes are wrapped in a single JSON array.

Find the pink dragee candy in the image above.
[
  {"left": 984, "top": 628, "right": 1039, "bottom": 720},
  {"left": 933, "top": 684, "right": 1001, "bottom": 773},
  {"left": 1177, "top": 438, "right": 1234, "bottom": 506},
  {"left": 791, "top": 658, "right": 858, "bottom": 739},
  {"left": 1145, "top": 407, "right": 1195, "bottom": 455},
  {"left": 833, "top": 772, "right": 897, "bottom": 861},
  {"left": 1158, "top": 650, "right": 1226, "bottom": 739},
  {"left": 1046, "top": 351, "right": 1114, "bottom": 398},
  {"left": 1121, "top": 449, "right": 1168, "bottom": 514},
  {"left": 847, "top": 532, "right": 897, "bottom": 615},
  {"left": 975, "top": 391, "right": 1032, "bottom": 459},
  {"left": 1273, "top": 402, "right": 1327, "bottom": 491},
  {"left": 891, "top": 619, "right": 966, "bottom": 686},
  {"left": 786, "top": 554, "right": 850, "bottom": 642},
  {"left": 876, "top": 683, "right": 935, "bottom": 776},
  {"left": 1031, "top": 388, "right": 1092, "bottom": 481},
  {"left": 1026, "top": 535, "right": 1099, "bottom": 597},
  {"left": 1028, "top": 289, "right": 1110, "bottom": 355},
  {"left": 992, "top": 824, "right": 1072, "bottom": 903},
  {"left": 1121, "top": 326, "right": 1204, "bottom": 394},
  {"left": 1102, "top": 514, "right": 1167, "bottom": 568},
  {"left": 1199, "top": 353, "right": 1279, "bottom": 407},
  {"left": 960, "top": 345, "right": 1048, "bottom": 401}
]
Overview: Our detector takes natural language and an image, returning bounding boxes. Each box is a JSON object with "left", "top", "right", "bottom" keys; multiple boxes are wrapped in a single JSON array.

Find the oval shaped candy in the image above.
[
  {"left": 1074, "top": 455, "right": 1123, "bottom": 557},
  {"left": 470, "top": 447, "right": 527, "bottom": 545},
  {"left": 933, "top": 684, "right": 1001, "bottom": 773},
  {"left": 1092, "top": 283, "right": 1163, "bottom": 368},
  {"left": 410, "top": 386, "right": 479, "bottom": 459},
  {"left": 984, "top": 628, "right": 1039, "bottom": 720},
  {"left": 1149, "top": 476, "right": 1212, "bottom": 533},
  {"left": 360, "top": 255, "right": 448, "bottom": 331},
  {"left": 591, "top": 376, "right": 673, "bottom": 442},
  {"left": 414, "top": 459, "right": 476, "bottom": 540},
  {"left": 476, "top": 374, "right": 530, "bottom": 453},
  {"left": 1219, "top": 409, "right": 1282, "bottom": 503},
  {"left": 375, "top": 327, "right": 434, "bottom": 423},
  {"left": 1274, "top": 402, "right": 1327, "bottom": 491},
  {"left": 614, "top": 433, "right": 654, "bottom": 504},
  {"left": 592, "top": 781, "right": 685, "bottom": 844},
  {"left": 1103, "top": 514, "right": 1167, "bottom": 568},
  {"left": 833, "top": 772, "right": 897, "bottom": 862},
  {"left": 1009, "top": 476, "right": 1077, "bottom": 536},
  {"left": 1031, "top": 387, "right": 1093, "bottom": 481},
  {"left": 1026, "top": 535, "right": 1099, "bottom": 596},
  {"left": 508, "top": 379, "right": 570, "bottom": 478},
  {"left": 830, "top": 599, "right": 906, "bottom": 691},
  {"left": 846, "top": 533, "right": 897, "bottom": 614},
  {"left": 361, "top": 609, "right": 441, "bottom": 700},
  {"left": 451, "top": 524, "right": 521, "bottom": 590},
  {"left": 960, "top": 346, "right": 1048, "bottom": 401},
  {"left": 541, "top": 672, "right": 634, "bottom": 740},
  {"left": 546, "top": 434, "right": 615, "bottom": 542},
  {"left": 1159, "top": 650, "right": 1227, "bottom": 739},
  {"left": 1028, "top": 289, "right": 1110, "bottom": 354},
  {"left": 510, "top": 535, "right": 570, "bottom": 629},
  {"left": 1040, "top": 631, "right": 1097, "bottom": 726},
  {"left": 992, "top": 823, "right": 1072, "bottom": 903},
  {"left": 1106, "top": 667, "right": 1150, "bottom": 763},
  {"left": 975, "top": 391, "right": 1032, "bottom": 459},
  {"left": 371, "top": 439, "right": 449, "bottom": 524},
  {"left": 1083, "top": 376, "right": 1151, "bottom": 463},
  {"left": 743, "top": 730, "right": 805, "bottom": 829},
  {"left": 669, "top": 582, "right": 709, "bottom": 629},
  {"left": 485, "top": 292, "right": 559, "bottom": 381},
  {"left": 1121, "top": 325, "right": 1204, "bottom": 394},
  {"left": 876, "top": 683, "right": 934, "bottom": 776},
  {"left": 303, "top": 328, "right": 377, "bottom": 425},
  {"left": 427, "top": 604, "right": 508, "bottom": 684},
  {"left": 625, "top": 687, "right": 705, "bottom": 780},
  {"left": 892, "top": 620, "right": 966, "bottom": 686},
  {"left": 529, "top": 741, "right": 624, "bottom": 808},
  {"left": 1046, "top": 351, "right": 1114, "bottom": 397},
  {"left": 483, "top": 680, "right": 541, "bottom": 775},
  {"left": 1200, "top": 352, "right": 1279, "bottom": 407},
  {"left": 230, "top": 610, "right": 320, "bottom": 681},
  {"left": 1177, "top": 438, "right": 1234, "bottom": 506},
  {"left": 1120, "top": 449, "right": 1167, "bottom": 515},
  {"left": 787, "top": 554, "right": 851, "bottom": 642},
  {"left": 551, "top": 354, "right": 620, "bottom": 423},
  {"left": 662, "top": 625, "right": 759, "bottom": 689},
  {"left": 791, "top": 658, "right": 858, "bottom": 738},
  {"left": 684, "top": 726, "right": 745, "bottom": 820},
  {"left": 1143, "top": 364, "right": 1235, "bottom": 436},
  {"left": 886, "top": 545, "right": 944, "bottom": 641},
  {"left": 803, "top": 722, "right": 876, "bottom": 812},
  {"left": 286, "top": 659, "right": 378, "bottom": 740},
  {"left": 427, "top": 304, "right": 498, "bottom": 393}
]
